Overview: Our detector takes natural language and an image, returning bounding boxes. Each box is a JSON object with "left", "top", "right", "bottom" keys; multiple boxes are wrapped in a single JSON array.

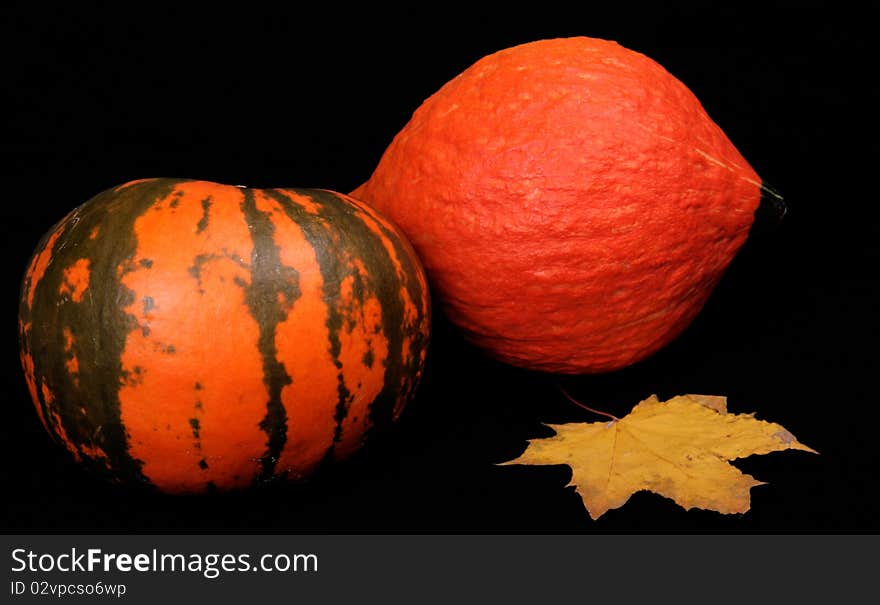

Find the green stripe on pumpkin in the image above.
[
  {"left": 20, "top": 178, "right": 191, "bottom": 487},
  {"left": 239, "top": 189, "right": 297, "bottom": 483}
]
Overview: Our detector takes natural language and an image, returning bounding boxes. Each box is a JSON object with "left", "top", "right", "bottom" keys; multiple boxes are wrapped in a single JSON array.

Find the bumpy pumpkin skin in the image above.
[
  {"left": 19, "top": 179, "right": 431, "bottom": 493},
  {"left": 353, "top": 37, "right": 762, "bottom": 374}
]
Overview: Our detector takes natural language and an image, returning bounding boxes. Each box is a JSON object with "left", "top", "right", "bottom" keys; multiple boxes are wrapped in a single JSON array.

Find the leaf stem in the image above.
[{"left": 557, "top": 385, "right": 619, "bottom": 421}]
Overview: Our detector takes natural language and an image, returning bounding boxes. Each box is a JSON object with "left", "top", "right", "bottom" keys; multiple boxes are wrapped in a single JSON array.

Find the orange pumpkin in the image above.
[
  {"left": 354, "top": 37, "right": 764, "bottom": 374},
  {"left": 18, "top": 178, "right": 431, "bottom": 493}
]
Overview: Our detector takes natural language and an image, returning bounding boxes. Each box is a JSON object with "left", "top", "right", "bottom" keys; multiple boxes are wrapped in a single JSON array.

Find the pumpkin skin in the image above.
[{"left": 18, "top": 179, "right": 431, "bottom": 494}]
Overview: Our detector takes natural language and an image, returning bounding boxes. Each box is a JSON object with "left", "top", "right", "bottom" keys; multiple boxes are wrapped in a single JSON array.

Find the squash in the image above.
[
  {"left": 353, "top": 37, "right": 764, "bottom": 374},
  {"left": 19, "top": 178, "right": 430, "bottom": 493}
]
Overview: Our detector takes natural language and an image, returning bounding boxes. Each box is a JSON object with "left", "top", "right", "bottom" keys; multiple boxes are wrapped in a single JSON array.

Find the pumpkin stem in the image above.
[{"left": 753, "top": 181, "right": 787, "bottom": 233}]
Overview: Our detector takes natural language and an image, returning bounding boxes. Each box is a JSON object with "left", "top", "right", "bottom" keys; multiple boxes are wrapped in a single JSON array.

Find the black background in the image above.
[{"left": 1, "top": 3, "right": 876, "bottom": 533}]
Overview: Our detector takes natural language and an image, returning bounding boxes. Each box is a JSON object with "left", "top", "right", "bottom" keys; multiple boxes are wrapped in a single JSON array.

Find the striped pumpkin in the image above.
[{"left": 18, "top": 178, "right": 431, "bottom": 493}]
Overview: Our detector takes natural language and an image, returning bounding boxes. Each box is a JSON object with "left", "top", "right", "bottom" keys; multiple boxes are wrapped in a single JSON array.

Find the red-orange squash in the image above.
[
  {"left": 353, "top": 37, "right": 764, "bottom": 374},
  {"left": 18, "top": 178, "right": 431, "bottom": 493}
]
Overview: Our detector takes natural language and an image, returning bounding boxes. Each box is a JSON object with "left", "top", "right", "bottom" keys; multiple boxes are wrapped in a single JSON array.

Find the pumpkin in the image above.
[
  {"left": 353, "top": 37, "right": 765, "bottom": 374},
  {"left": 18, "top": 178, "right": 431, "bottom": 493}
]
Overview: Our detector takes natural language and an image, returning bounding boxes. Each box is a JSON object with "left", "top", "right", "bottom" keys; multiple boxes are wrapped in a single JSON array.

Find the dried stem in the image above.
[{"left": 556, "top": 385, "right": 619, "bottom": 421}]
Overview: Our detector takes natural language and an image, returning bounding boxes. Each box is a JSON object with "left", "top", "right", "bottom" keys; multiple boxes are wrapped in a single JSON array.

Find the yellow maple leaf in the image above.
[{"left": 501, "top": 394, "right": 817, "bottom": 519}]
